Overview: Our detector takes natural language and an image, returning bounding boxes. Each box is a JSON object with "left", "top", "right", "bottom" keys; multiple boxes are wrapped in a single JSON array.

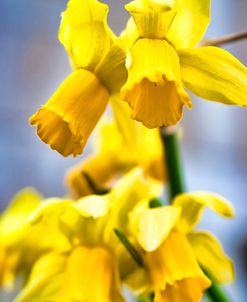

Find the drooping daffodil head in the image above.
[
  {"left": 121, "top": 0, "right": 247, "bottom": 128},
  {"left": 30, "top": 0, "right": 127, "bottom": 157},
  {"left": 14, "top": 168, "right": 161, "bottom": 302},
  {"left": 123, "top": 191, "right": 235, "bottom": 301}
]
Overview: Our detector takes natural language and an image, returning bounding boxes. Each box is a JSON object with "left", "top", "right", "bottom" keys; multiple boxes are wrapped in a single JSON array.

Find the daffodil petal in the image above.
[
  {"left": 188, "top": 231, "right": 235, "bottom": 284},
  {"left": 166, "top": 0, "right": 210, "bottom": 49},
  {"left": 95, "top": 40, "right": 128, "bottom": 93},
  {"left": 72, "top": 195, "right": 110, "bottom": 219},
  {"left": 145, "top": 231, "right": 211, "bottom": 301},
  {"left": 103, "top": 168, "right": 159, "bottom": 242},
  {"left": 28, "top": 198, "right": 72, "bottom": 225},
  {"left": 66, "top": 154, "right": 117, "bottom": 198},
  {"left": 0, "top": 188, "right": 42, "bottom": 244},
  {"left": 59, "top": 0, "right": 114, "bottom": 70},
  {"left": 30, "top": 69, "right": 109, "bottom": 157},
  {"left": 179, "top": 46, "right": 247, "bottom": 106},
  {"left": 173, "top": 192, "right": 234, "bottom": 233},
  {"left": 124, "top": 267, "right": 152, "bottom": 296},
  {"left": 121, "top": 38, "right": 191, "bottom": 128},
  {"left": 64, "top": 246, "right": 124, "bottom": 302},
  {"left": 125, "top": 0, "right": 177, "bottom": 38},
  {"left": 14, "top": 253, "right": 67, "bottom": 302},
  {"left": 120, "top": 17, "right": 139, "bottom": 50},
  {"left": 130, "top": 205, "right": 181, "bottom": 251}
]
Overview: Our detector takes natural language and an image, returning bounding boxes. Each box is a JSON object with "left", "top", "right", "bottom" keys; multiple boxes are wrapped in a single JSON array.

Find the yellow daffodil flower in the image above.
[
  {"left": 0, "top": 188, "right": 42, "bottom": 289},
  {"left": 125, "top": 191, "right": 234, "bottom": 301},
  {"left": 14, "top": 169, "right": 159, "bottom": 302},
  {"left": 66, "top": 98, "right": 165, "bottom": 198},
  {"left": 30, "top": 0, "right": 127, "bottom": 157},
  {"left": 173, "top": 191, "right": 235, "bottom": 284},
  {"left": 0, "top": 188, "right": 71, "bottom": 290},
  {"left": 121, "top": 0, "right": 247, "bottom": 128}
]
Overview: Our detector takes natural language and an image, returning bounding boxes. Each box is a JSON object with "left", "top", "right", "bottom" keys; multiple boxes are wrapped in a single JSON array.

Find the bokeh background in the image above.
[{"left": 0, "top": 0, "right": 247, "bottom": 301}]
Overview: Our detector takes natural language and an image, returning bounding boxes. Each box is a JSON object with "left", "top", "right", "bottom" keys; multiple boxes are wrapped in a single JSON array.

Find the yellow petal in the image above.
[
  {"left": 30, "top": 69, "right": 109, "bottom": 157},
  {"left": 125, "top": 0, "right": 177, "bottom": 39},
  {"left": 124, "top": 267, "right": 152, "bottom": 296},
  {"left": 173, "top": 192, "right": 234, "bottom": 233},
  {"left": 103, "top": 168, "right": 159, "bottom": 242},
  {"left": 145, "top": 231, "right": 211, "bottom": 301},
  {"left": 179, "top": 46, "right": 247, "bottom": 106},
  {"left": 95, "top": 40, "right": 128, "bottom": 93},
  {"left": 64, "top": 246, "right": 124, "bottom": 302},
  {"left": 188, "top": 231, "right": 235, "bottom": 284},
  {"left": 66, "top": 154, "right": 117, "bottom": 198},
  {"left": 157, "top": 277, "right": 209, "bottom": 302},
  {"left": 121, "top": 38, "right": 191, "bottom": 128},
  {"left": 111, "top": 95, "right": 166, "bottom": 180},
  {"left": 59, "top": 0, "right": 114, "bottom": 70},
  {"left": 166, "top": 0, "right": 210, "bottom": 49},
  {"left": 130, "top": 205, "right": 181, "bottom": 251},
  {"left": 28, "top": 198, "right": 72, "bottom": 225},
  {"left": 120, "top": 17, "right": 139, "bottom": 50},
  {"left": 72, "top": 195, "right": 110, "bottom": 219},
  {"left": 0, "top": 188, "right": 42, "bottom": 245},
  {"left": 14, "top": 253, "right": 67, "bottom": 302}
]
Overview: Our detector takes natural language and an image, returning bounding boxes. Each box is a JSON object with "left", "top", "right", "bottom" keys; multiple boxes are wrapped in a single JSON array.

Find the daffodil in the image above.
[
  {"left": 14, "top": 169, "right": 159, "bottom": 302},
  {"left": 66, "top": 98, "right": 165, "bottom": 198},
  {"left": 125, "top": 191, "right": 234, "bottom": 301},
  {"left": 30, "top": 0, "right": 127, "bottom": 157},
  {"left": 0, "top": 188, "right": 71, "bottom": 291},
  {"left": 0, "top": 188, "right": 42, "bottom": 289},
  {"left": 121, "top": 0, "right": 247, "bottom": 128}
]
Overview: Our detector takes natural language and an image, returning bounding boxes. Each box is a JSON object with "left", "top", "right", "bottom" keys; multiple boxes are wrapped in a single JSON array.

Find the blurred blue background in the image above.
[{"left": 0, "top": 0, "right": 247, "bottom": 301}]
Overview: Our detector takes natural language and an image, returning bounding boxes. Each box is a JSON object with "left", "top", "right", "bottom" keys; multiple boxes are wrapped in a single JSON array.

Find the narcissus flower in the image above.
[
  {"left": 125, "top": 191, "right": 234, "bottom": 301},
  {"left": 30, "top": 0, "right": 127, "bottom": 156},
  {"left": 14, "top": 169, "right": 159, "bottom": 302},
  {"left": 66, "top": 98, "right": 165, "bottom": 198},
  {"left": 121, "top": 0, "right": 247, "bottom": 128},
  {"left": 0, "top": 188, "right": 42, "bottom": 289},
  {"left": 0, "top": 189, "right": 70, "bottom": 290}
]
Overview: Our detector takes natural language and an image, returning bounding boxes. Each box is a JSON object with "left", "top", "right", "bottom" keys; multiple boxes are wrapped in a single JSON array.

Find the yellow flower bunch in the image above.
[
  {"left": 3, "top": 0, "right": 243, "bottom": 301},
  {"left": 0, "top": 189, "right": 70, "bottom": 290},
  {"left": 30, "top": 0, "right": 247, "bottom": 156},
  {"left": 1, "top": 170, "right": 233, "bottom": 302}
]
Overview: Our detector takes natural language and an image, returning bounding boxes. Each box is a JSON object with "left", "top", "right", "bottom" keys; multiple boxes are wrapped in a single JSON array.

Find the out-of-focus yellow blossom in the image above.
[
  {"left": 125, "top": 191, "right": 234, "bottom": 301},
  {"left": 0, "top": 189, "right": 70, "bottom": 290},
  {"left": 66, "top": 99, "right": 165, "bottom": 198},
  {"left": 173, "top": 192, "right": 235, "bottom": 284},
  {"left": 0, "top": 188, "right": 42, "bottom": 289},
  {"left": 14, "top": 169, "right": 159, "bottom": 302},
  {"left": 0, "top": 187, "right": 74, "bottom": 292},
  {"left": 121, "top": 0, "right": 247, "bottom": 128},
  {"left": 30, "top": 0, "right": 127, "bottom": 157}
]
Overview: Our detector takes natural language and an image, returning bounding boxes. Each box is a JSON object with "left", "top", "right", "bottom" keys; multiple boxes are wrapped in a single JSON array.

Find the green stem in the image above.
[
  {"left": 159, "top": 126, "right": 231, "bottom": 302},
  {"left": 160, "top": 126, "right": 186, "bottom": 199},
  {"left": 206, "top": 281, "right": 230, "bottom": 302}
]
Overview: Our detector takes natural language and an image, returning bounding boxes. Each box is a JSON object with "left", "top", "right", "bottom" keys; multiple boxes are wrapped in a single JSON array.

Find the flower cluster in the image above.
[
  {"left": 30, "top": 0, "right": 247, "bottom": 157},
  {"left": 0, "top": 169, "right": 234, "bottom": 301},
  {"left": 1, "top": 0, "right": 246, "bottom": 301}
]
